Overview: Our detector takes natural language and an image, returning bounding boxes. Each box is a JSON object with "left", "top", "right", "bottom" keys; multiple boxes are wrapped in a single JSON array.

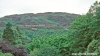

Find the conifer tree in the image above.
[{"left": 2, "top": 22, "right": 15, "bottom": 44}]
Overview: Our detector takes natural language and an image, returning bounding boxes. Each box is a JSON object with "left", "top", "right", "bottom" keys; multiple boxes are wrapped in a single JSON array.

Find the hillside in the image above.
[
  {"left": 0, "top": 12, "right": 79, "bottom": 27},
  {"left": 0, "top": 12, "right": 79, "bottom": 42},
  {"left": 0, "top": 1, "right": 100, "bottom": 56}
]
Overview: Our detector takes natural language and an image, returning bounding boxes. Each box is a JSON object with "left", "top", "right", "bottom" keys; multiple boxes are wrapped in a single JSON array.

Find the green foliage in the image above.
[
  {"left": 29, "top": 48, "right": 39, "bottom": 56},
  {"left": 0, "top": 51, "right": 13, "bottom": 56},
  {"left": 25, "top": 33, "right": 69, "bottom": 56},
  {"left": 87, "top": 39, "right": 100, "bottom": 55},
  {"left": 37, "top": 44, "right": 61, "bottom": 56},
  {"left": 66, "top": 1, "right": 100, "bottom": 55},
  {"left": 0, "top": 12, "right": 78, "bottom": 26},
  {"left": 2, "top": 22, "right": 24, "bottom": 45},
  {"left": 30, "top": 44, "right": 61, "bottom": 56},
  {"left": 1, "top": 1, "right": 100, "bottom": 56},
  {"left": 0, "top": 12, "right": 77, "bottom": 56},
  {"left": 2, "top": 22, "right": 15, "bottom": 44},
  {"left": 87, "top": 39, "right": 99, "bottom": 52},
  {"left": 88, "top": 1, "right": 99, "bottom": 15},
  {"left": 13, "top": 28, "right": 22, "bottom": 45},
  {"left": 67, "top": 15, "right": 93, "bottom": 53}
]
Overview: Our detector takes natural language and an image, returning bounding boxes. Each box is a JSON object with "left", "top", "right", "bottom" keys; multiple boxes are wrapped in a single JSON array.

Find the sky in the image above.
[{"left": 0, "top": 0, "right": 100, "bottom": 17}]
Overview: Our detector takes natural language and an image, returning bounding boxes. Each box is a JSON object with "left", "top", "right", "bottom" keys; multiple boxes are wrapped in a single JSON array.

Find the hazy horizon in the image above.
[{"left": 0, "top": 0, "right": 100, "bottom": 17}]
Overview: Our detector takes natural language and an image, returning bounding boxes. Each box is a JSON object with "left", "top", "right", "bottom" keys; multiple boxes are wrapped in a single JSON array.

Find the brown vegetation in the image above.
[{"left": 0, "top": 41, "right": 28, "bottom": 56}]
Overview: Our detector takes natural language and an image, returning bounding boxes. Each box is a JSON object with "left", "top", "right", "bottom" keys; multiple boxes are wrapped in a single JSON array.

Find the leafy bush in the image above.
[{"left": 0, "top": 51, "right": 13, "bottom": 56}]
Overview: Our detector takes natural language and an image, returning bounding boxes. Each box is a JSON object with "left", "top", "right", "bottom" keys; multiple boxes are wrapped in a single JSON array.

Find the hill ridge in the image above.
[{"left": 0, "top": 12, "right": 79, "bottom": 27}]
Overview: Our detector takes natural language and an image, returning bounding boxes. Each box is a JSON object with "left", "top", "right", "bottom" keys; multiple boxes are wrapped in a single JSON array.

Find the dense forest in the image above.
[{"left": 0, "top": 1, "right": 100, "bottom": 56}]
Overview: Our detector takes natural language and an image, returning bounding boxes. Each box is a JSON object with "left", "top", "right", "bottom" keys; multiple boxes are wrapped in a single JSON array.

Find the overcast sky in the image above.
[{"left": 0, "top": 0, "right": 100, "bottom": 17}]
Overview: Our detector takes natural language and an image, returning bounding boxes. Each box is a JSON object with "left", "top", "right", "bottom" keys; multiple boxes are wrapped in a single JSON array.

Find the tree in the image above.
[
  {"left": 29, "top": 44, "right": 61, "bottom": 56},
  {"left": 15, "top": 26, "right": 30, "bottom": 45},
  {"left": 67, "top": 15, "right": 94, "bottom": 53},
  {"left": 87, "top": 1, "right": 100, "bottom": 16},
  {"left": 13, "top": 26, "right": 22, "bottom": 45},
  {"left": 2, "top": 22, "right": 15, "bottom": 44},
  {"left": 66, "top": 1, "right": 100, "bottom": 55}
]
